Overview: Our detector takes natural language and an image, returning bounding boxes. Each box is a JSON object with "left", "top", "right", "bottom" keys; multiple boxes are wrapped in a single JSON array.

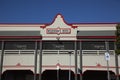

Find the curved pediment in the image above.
[
  {"left": 40, "top": 14, "right": 77, "bottom": 40},
  {"left": 40, "top": 14, "right": 77, "bottom": 29}
]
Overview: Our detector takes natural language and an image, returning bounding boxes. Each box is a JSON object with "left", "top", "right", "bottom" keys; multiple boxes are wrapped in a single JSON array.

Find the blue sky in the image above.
[{"left": 0, "top": 0, "right": 120, "bottom": 23}]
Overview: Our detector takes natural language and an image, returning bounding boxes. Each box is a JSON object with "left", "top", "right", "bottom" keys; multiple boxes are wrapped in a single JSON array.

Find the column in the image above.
[
  {"left": 39, "top": 40, "right": 42, "bottom": 80},
  {"left": 75, "top": 40, "right": 78, "bottom": 80},
  {"left": 79, "top": 41, "right": 82, "bottom": 80},
  {"left": 0, "top": 41, "right": 5, "bottom": 80},
  {"left": 34, "top": 41, "right": 38, "bottom": 80}
]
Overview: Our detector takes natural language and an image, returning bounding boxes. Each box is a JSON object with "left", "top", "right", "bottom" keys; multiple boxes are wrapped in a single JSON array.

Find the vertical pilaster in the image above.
[
  {"left": 39, "top": 40, "right": 42, "bottom": 80},
  {"left": 79, "top": 41, "right": 82, "bottom": 80},
  {"left": 0, "top": 41, "right": 5, "bottom": 80},
  {"left": 34, "top": 41, "right": 38, "bottom": 80},
  {"left": 75, "top": 40, "right": 78, "bottom": 80}
]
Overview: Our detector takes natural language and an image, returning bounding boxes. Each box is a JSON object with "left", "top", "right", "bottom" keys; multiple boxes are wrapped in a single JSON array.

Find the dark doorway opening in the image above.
[
  {"left": 2, "top": 70, "right": 33, "bottom": 80},
  {"left": 83, "top": 70, "right": 116, "bottom": 80},
  {"left": 42, "top": 70, "right": 75, "bottom": 80}
]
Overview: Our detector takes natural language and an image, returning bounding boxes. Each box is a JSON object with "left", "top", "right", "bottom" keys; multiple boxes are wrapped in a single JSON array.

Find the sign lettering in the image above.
[{"left": 46, "top": 27, "right": 71, "bottom": 35}]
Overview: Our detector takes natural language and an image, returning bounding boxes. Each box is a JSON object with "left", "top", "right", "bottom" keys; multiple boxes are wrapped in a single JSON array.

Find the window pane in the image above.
[
  {"left": 82, "top": 41, "right": 105, "bottom": 50},
  {"left": 5, "top": 41, "right": 35, "bottom": 50},
  {"left": 109, "top": 41, "right": 114, "bottom": 50},
  {"left": 0, "top": 41, "right": 1, "bottom": 49},
  {"left": 42, "top": 41, "right": 74, "bottom": 50}
]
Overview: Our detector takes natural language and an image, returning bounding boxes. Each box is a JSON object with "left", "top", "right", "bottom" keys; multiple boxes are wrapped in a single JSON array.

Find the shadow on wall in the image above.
[
  {"left": 1, "top": 69, "right": 117, "bottom": 80},
  {"left": 83, "top": 70, "right": 116, "bottom": 80},
  {"left": 1, "top": 70, "right": 34, "bottom": 80},
  {"left": 42, "top": 70, "right": 75, "bottom": 80}
]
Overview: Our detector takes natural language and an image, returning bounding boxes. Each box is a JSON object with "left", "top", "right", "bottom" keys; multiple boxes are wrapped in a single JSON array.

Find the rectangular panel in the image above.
[
  {"left": 42, "top": 41, "right": 74, "bottom": 50},
  {"left": 0, "top": 31, "right": 40, "bottom": 36},
  {"left": 4, "top": 41, "right": 35, "bottom": 50}
]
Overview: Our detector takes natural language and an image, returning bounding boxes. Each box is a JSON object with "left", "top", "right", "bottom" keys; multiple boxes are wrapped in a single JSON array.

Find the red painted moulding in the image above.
[
  {"left": 3, "top": 65, "right": 120, "bottom": 69},
  {"left": 77, "top": 36, "right": 116, "bottom": 39},
  {"left": 0, "top": 36, "right": 115, "bottom": 39},
  {"left": 0, "top": 36, "right": 42, "bottom": 39}
]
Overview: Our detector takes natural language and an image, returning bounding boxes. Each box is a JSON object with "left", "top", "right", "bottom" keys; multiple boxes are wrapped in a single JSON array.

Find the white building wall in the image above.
[{"left": 2, "top": 51, "right": 120, "bottom": 74}]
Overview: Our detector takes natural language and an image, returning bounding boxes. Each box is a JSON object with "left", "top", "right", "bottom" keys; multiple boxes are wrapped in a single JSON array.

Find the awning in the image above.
[
  {"left": 77, "top": 30, "right": 115, "bottom": 41},
  {"left": 0, "top": 31, "right": 42, "bottom": 40}
]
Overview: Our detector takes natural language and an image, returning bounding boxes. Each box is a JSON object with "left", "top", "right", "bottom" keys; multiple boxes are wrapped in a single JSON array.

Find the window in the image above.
[
  {"left": 82, "top": 41, "right": 105, "bottom": 50},
  {"left": 42, "top": 41, "right": 74, "bottom": 50},
  {"left": 0, "top": 41, "right": 1, "bottom": 49},
  {"left": 109, "top": 41, "right": 114, "bottom": 50},
  {"left": 4, "top": 41, "right": 35, "bottom": 50},
  {"left": 78, "top": 41, "right": 115, "bottom": 50}
]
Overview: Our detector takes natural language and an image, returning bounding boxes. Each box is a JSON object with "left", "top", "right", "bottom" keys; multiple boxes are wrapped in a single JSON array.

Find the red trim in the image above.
[
  {"left": 0, "top": 36, "right": 115, "bottom": 39},
  {"left": 83, "top": 66, "right": 118, "bottom": 68},
  {"left": 0, "top": 36, "right": 42, "bottom": 39},
  {"left": 0, "top": 21, "right": 119, "bottom": 26},
  {"left": 3, "top": 65, "right": 120, "bottom": 69},
  {"left": 0, "top": 36, "right": 116, "bottom": 41},
  {"left": 77, "top": 36, "right": 116, "bottom": 39},
  {"left": 42, "top": 36, "right": 76, "bottom": 38},
  {"left": 40, "top": 25, "right": 46, "bottom": 29},
  {"left": 3, "top": 65, "right": 34, "bottom": 68},
  {"left": 0, "top": 22, "right": 119, "bottom": 25},
  {"left": 0, "top": 39, "right": 115, "bottom": 42}
]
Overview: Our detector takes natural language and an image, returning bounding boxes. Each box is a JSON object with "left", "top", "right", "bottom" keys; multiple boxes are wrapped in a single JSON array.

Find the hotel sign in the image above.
[{"left": 46, "top": 27, "right": 71, "bottom": 35}]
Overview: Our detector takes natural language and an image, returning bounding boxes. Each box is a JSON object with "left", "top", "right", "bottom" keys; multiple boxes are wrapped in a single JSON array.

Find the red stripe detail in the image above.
[
  {"left": 77, "top": 36, "right": 115, "bottom": 39},
  {"left": 0, "top": 36, "right": 42, "bottom": 39},
  {"left": 3, "top": 65, "right": 120, "bottom": 68},
  {"left": 83, "top": 66, "right": 119, "bottom": 68},
  {"left": 3, "top": 65, "right": 34, "bottom": 68},
  {"left": 0, "top": 36, "right": 116, "bottom": 39}
]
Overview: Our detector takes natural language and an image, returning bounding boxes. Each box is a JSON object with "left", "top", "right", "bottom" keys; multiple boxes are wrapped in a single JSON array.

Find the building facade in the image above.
[{"left": 0, "top": 14, "right": 119, "bottom": 80}]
